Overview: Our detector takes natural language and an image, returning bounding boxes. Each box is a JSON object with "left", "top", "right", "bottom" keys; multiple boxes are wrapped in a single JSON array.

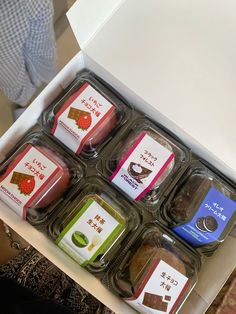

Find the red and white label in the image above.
[
  {"left": 51, "top": 82, "right": 115, "bottom": 155},
  {"left": 125, "top": 260, "right": 189, "bottom": 314},
  {"left": 110, "top": 132, "right": 174, "bottom": 200},
  {"left": 0, "top": 145, "right": 60, "bottom": 219}
]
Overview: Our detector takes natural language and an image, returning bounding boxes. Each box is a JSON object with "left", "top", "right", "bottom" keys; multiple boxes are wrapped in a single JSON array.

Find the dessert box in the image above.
[
  {"left": 0, "top": 0, "right": 236, "bottom": 313},
  {"left": 106, "top": 223, "right": 201, "bottom": 314},
  {"left": 98, "top": 116, "right": 190, "bottom": 208},
  {"left": 48, "top": 176, "right": 141, "bottom": 273},
  {"left": 160, "top": 160, "right": 236, "bottom": 256},
  {"left": 40, "top": 71, "right": 132, "bottom": 159},
  {"left": 0, "top": 130, "right": 84, "bottom": 227}
]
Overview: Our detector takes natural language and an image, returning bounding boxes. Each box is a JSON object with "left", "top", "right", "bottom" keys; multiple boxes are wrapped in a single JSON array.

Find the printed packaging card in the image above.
[
  {"left": 0, "top": 145, "right": 60, "bottom": 219},
  {"left": 110, "top": 132, "right": 174, "bottom": 200},
  {"left": 126, "top": 259, "right": 189, "bottom": 314},
  {"left": 52, "top": 82, "right": 115, "bottom": 154},
  {"left": 174, "top": 187, "right": 236, "bottom": 246},
  {"left": 56, "top": 198, "right": 125, "bottom": 266}
]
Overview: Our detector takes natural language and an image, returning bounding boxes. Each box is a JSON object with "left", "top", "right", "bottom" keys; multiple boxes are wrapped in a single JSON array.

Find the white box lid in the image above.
[{"left": 67, "top": 0, "right": 236, "bottom": 181}]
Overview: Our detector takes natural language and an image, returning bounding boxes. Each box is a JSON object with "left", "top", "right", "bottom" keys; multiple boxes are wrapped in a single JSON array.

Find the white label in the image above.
[
  {"left": 57, "top": 198, "right": 122, "bottom": 265},
  {"left": 0, "top": 145, "right": 59, "bottom": 219},
  {"left": 110, "top": 133, "right": 174, "bottom": 200},
  {"left": 126, "top": 260, "right": 189, "bottom": 314},
  {"left": 52, "top": 82, "right": 115, "bottom": 154}
]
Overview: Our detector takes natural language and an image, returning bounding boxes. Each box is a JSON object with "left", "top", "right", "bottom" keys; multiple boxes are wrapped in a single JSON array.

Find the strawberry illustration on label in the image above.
[
  {"left": 10, "top": 171, "right": 35, "bottom": 196},
  {"left": 67, "top": 107, "right": 92, "bottom": 131},
  {"left": 76, "top": 113, "right": 92, "bottom": 130},
  {"left": 18, "top": 177, "right": 35, "bottom": 195}
]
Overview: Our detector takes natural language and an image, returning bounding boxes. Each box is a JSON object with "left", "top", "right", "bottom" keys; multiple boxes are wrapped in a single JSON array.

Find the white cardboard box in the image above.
[{"left": 0, "top": 1, "right": 236, "bottom": 313}]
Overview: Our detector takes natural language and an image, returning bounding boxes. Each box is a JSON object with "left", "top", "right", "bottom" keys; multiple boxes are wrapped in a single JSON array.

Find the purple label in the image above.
[{"left": 173, "top": 187, "right": 236, "bottom": 247}]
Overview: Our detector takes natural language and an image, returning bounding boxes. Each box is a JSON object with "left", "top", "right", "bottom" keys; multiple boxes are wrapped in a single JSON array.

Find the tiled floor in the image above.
[{"left": 0, "top": 0, "right": 78, "bottom": 137}]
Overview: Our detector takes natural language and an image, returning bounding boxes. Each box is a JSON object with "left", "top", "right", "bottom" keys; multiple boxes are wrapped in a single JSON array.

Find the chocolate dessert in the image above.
[
  {"left": 167, "top": 173, "right": 209, "bottom": 223},
  {"left": 129, "top": 245, "right": 186, "bottom": 290},
  {"left": 117, "top": 130, "right": 175, "bottom": 190}
]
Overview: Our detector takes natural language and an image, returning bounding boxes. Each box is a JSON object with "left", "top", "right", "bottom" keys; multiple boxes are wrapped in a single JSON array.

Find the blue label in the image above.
[{"left": 173, "top": 187, "right": 236, "bottom": 247}]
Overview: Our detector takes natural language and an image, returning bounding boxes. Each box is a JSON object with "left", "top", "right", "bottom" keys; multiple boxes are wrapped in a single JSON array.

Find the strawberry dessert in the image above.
[
  {"left": 50, "top": 86, "right": 118, "bottom": 156},
  {"left": 0, "top": 145, "right": 71, "bottom": 211},
  {"left": 43, "top": 74, "right": 125, "bottom": 158},
  {"left": 31, "top": 145, "right": 71, "bottom": 208},
  {"left": 82, "top": 111, "right": 117, "bottom": 152}
]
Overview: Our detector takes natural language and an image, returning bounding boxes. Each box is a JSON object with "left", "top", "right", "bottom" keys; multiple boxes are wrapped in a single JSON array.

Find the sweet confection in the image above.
[
  {"left": 48, "top": 177, "right": 140, "bottom": 272},
  {"left": 161, "top": 161, "right": 236, "bottom": 254},
  {"left": 0, "top": 131, "right": 83, "bottom": 226},
  {"left": 107, "top": 118, "right": 189, "bottom": 205},
  {"left": 110, "top": 223, "right": 200, "bottom": 314},
  {"left": 40, "top": 71, "right": 131, "bottom": 158}
]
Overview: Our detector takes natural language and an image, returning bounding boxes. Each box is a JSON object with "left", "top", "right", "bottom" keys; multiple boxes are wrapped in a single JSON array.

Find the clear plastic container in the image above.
[
  {"left": 48, "top": 176, "right": 141, "bottom": 273},
  {"left": 105, "top": 118, "right": 189, "bottom": 206},
  {"left": 109, "top": 223, "right": 201, "bottom": 314},
  {"left": 40, "top": 71, "right": 132, "bottom": 159},
  {"left": 161, "top": 161, "right": 236, "bottom": 255},
  {"left": 0, "top": 130, "right": 84, "bottom": 226}
]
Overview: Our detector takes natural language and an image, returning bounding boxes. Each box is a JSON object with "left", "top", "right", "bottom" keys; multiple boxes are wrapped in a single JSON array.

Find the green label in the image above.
[{"left": 56, "top": 198, "right": 125, "bottom": 266}]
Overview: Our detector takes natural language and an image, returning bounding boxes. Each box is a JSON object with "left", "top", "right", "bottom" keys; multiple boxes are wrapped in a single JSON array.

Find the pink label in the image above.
[
  {"left": 51, "top": 82, "right": 115, "bottom": 155},
  {"left": 0, "top": 145, "right": 60, "bottom": 219},
  {"left": 125, "top": 259, "right": 189, "bottom": 314},
  {"left": 110, "top": 132, "right": 174, "bottom": 200}
]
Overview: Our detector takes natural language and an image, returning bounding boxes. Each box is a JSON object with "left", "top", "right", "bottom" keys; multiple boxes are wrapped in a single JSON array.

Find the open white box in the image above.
[{"left": 0, "top": 0, "right": 236, "bottom": 313}]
